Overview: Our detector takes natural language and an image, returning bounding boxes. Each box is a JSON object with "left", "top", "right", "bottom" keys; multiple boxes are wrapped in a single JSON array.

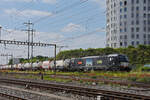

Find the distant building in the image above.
[
  {"left": 106, "top": 0, "right": 150, "bottom": 48},
  {"left": 13, "top": 58, "right": 20, "bottom": 64}
]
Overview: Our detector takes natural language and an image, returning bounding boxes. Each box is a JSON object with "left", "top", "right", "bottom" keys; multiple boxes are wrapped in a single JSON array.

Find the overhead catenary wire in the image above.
[
  {"left": 45, "top": 13, "right": 102, "bottom": 33},
  {"left": 43, "top": 6, "right": 102, "bottom": 27},
  {"left": 54, "top": 28, "right": 105, "bottom": 43},
  {"left": 34, "top": 13, "right": 102, "bottom": 43},
  {"left": 8, "top": 0, "right": 36, "bottom": 30},
  {"left": 33, "top": 0, "right": 89, "bottom": 24}
]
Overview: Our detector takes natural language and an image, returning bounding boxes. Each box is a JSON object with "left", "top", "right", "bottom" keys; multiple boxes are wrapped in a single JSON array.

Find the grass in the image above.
[
  {"left": 44, "top": 75, "right": 73, "bottom": 83},
  {"left": 1, "top": 65, "right": 150, "bottom": 83}
]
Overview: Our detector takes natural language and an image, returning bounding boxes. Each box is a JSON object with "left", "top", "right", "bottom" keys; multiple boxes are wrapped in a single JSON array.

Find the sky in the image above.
[{"left": 0, "top": 0, "right": 106, "bottom": 64}]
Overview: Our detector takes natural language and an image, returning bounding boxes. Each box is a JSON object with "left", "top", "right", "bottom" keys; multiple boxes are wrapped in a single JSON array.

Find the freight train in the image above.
[{"left": 0, "top": 54, "right": 131, "bottom": 71}]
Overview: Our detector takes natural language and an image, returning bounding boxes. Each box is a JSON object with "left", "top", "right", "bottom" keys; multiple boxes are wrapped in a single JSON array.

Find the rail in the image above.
[
  {"left": 0, "top": 92, "right": 26, "bottom": 100},
  {"left": 2, "top": 72, "right": 150, "bottom": 89},
  {"left": 0, "top": 78, "right": 149, "bottom": 100}
]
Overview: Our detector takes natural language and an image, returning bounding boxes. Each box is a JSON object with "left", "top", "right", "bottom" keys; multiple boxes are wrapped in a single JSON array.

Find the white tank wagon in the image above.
[
  {"left": 24, "top": 63, "right": 31, "bottom": 70},
  {"left": 32, "top": 62, "right": 42, "bottom": 70},
  {"left": 12, "top": 64, "right": 18, "bottom": 70},
  {"left": 42, "top": 61, "right": 51, "bottom": 70},
  {"left": 18, "top": 64, "right": 24, "bottom": 70},
  {"left": 7, "top": 65, "right": 12, "bottom": 70},
  {"left": 3, "top": 65, "right": 8, "bottom": 70},
  {"left": 50, "top": 60, "right": 66, "bottom": 71}
]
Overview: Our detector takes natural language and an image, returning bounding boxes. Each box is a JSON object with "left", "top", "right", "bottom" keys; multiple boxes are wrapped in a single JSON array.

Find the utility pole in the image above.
[
  {"left": 31, "top": 29, "right": 35, "bottom": 70},
  {"left": 57, "top": 46, "right": 68, "bottom": 52},
  {"left": 11, "top": 54, "right": 13, "bottom": 69},
  {"left": 54, "top": 44, "right": 56, "bottom": 75},
  {"left": 0, "top": 26, "right": 2, "bottom": 40},
  {"left": 23, "top": 20, "right": 34, "bottom": 60}
]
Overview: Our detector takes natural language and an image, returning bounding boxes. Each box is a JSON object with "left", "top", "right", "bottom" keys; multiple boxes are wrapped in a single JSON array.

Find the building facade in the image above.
[{"left": 106, "top": 0, "right": 150, "bottom": 48}]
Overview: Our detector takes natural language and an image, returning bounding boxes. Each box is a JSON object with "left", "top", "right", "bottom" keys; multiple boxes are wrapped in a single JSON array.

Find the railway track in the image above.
[
  {"left": 0, "top": 78, "right": 150, "bottom": 100},
  {"left": 0, "top": 92, "right": 26, "bottom": 100},
  {"left": 2, "top": 72, "right": 150, "bottom": 89}
]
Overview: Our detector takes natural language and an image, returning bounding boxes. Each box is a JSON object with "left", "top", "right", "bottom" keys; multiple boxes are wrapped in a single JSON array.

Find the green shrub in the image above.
[
  {"left": 91, "top": 76, "right": 97, "bottom": 79},
  {"left": 80, "top": 80, "right": 83, "bottom": 83},
  {"left": 128, "top": 77, "right": 137, "bottom": 82},
  {"left": 141, "top": 67, "right": 150, "bottom": 72},
  {"left": 137, "top": 77, "right": 150, "bottom": 83}
]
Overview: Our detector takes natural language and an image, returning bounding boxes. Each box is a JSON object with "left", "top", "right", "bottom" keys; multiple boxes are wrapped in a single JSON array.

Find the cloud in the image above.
[
  {"left": 0, "top": 29, "right": 63, "bottom": 64},
  {"left": 2, "top": 29, "right": 63, "bottom": 43},
  {"left": 64, "top": 32, "right": 106, "bottom": 49},
  {"left": 4, "top": 8, "right": 52, "bottom": 17},
  {"left": 61, "top": 23, "right": 85, "bottom": 33},
  {"left": 1, "top": 0, "right": 57, "bottom": 4}
]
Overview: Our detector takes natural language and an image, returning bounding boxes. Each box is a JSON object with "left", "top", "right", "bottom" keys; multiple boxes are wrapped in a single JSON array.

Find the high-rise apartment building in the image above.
[{"left": 106, "top": 0, "right": 150, "bottom": 48}]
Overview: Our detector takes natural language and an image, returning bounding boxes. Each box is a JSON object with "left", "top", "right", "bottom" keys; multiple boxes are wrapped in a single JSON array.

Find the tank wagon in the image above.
[{"left": 0, "top": 54, "right": 130, "bottom": 71}]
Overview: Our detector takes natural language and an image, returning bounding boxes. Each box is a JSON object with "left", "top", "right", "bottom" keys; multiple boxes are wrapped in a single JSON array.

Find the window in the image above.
[
  {"left": 136, "top": 13, "right": 139, "bottom": 18},
  {"left": 124, "top": 35, "right": 127, "bottom": 39},
  {"left": 136, "top": 0, "right": 139, "bottom": 4},
  {"left": 149, "top": 27, "right": 150, "bottom": 32},
  {"left": 144, "top": 0, "right": 146, "bottom": 3},
  {"left": 131, "top": 0, "right": 134, "bottom": 4},
  {"left": 120, "top": 1, "right": 123, "bottom": 6},
  {"left": 136, "top": 7, "right": 139, "bottom": 11},
  {"left": 131, "top": 34, "right": 135, "bottom": 39},
  {"left": 124, "top": 7, "right": 127, "bottom": 12},
  {"left": 124, "top": 42, "right": 127, "bottom": 46},
  {"left": 131, "top": 21, "right": 134, "bottom": 25},
  {"left": 132, "top": 41, "right": 134, "bottom": 46},
  {"left": 107, "top": 44, "right": 109, "bottom": 47},
  {"left": 136, "top": 20, "right": 139, "bottom": 25},
  {"left": 120, "top": 28, "right": 123, "bottom": 32},
  {"left": 144, "top": 20, "right": 146, "bottom": 25},
  {"left": 136, "top": 34, "right": 139, "bottom": 39},
  {"left": 120, "top": 42, "right": 123, "bottom": 46},
  {"left": 124, "top": 14, "right": 127, "bottom": 18},
  {"left": 131, "top": 13, "right": 134, "bottom": 18},
  {"left": 148, "top": 7, "right": 150, "bottom": 11},
  {"left": 148, "top": 34, "right": 150, "bottom": 38},
  {"left": 136, "top": 27, "right": 140, "bottom": 32},
  {"left": 120, "top": 15, "right": 122, "bottom": 19},
  {"left": 124, "top": 28, "right": 127, "bottom": 32},
  {"left": 120, "top": 9, "right": 122, "bottom": 13},
  {"left": 148, "top": 20, "right": 150, "bottom": 25},
  {"left": 124, "top": 1, "right": 127, "bottom": 6},
  {"left": 131, "top": 27, "right": 134, "bottom": 32},
  {"left": 136, "top": 41, "right": 139, "bottom": 45},
  {"left": 148, "top": 14, "right": 150, "bottom": 18},
  {"left": 114, "top": 3, "right": 116, "bottom": 7},
  {"left": 144, "top": 27, "right": 146, "bottom": 32},
  {"left": 114, "top": 43, "right": 117, "bottom": 47},
  {"left": 144, "top": 7, "right": 146, "bottom": 11},
  {"left": 120, "top": 22, "right": 122, "bottom": 26},
  {"left": 144, "top": 41, "right": 147, "bottom": 45},
  {"left": 143, "top": 13, "right": 146, "bottom": 18},
  {"left": 124, "top": 22, "right": 127, "bottom": 26},
  {"left": 144, "top": 34, "right": 146, "bottom": 38},
  {"left": 120, "top": 35, "right": 123, "bottom": 39},
  {"left": 131, "top": 7, "right": 134, "bottom": 11}
]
